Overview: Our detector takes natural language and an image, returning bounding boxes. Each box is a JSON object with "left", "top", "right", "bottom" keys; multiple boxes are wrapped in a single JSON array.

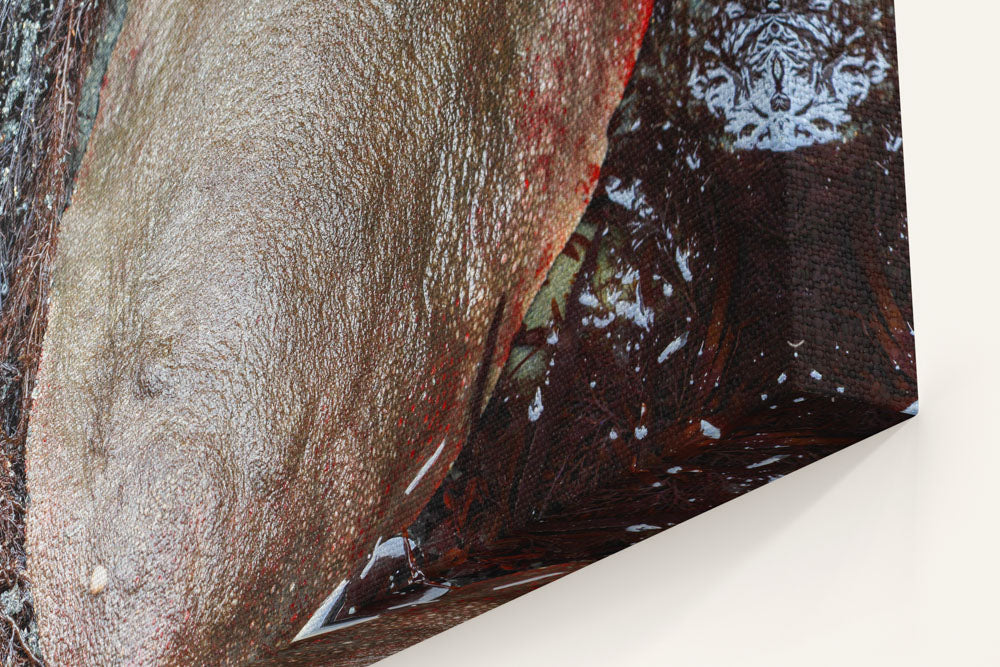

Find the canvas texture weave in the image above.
[{"left": 0, "top": 1, "right": 914, "bottom": 665}]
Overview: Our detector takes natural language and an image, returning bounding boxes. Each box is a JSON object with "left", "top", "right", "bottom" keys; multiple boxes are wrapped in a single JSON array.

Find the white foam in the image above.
[
  {"left": 675, "top": 247, "right": 693, "bottom": 282},
  {"left": 528, "top": 387, "right": 544, "bottom": 422},
  {"left": 658, "top": 332, "right": 689, "bottom": 363},
  {"left": 700, "top": 419, "right": 721, "bottom": 439}
]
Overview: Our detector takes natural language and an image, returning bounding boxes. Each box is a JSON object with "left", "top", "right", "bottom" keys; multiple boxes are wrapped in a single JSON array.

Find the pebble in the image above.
[{"left": 89, "top": 565, "right": 108, "bottom": 595}]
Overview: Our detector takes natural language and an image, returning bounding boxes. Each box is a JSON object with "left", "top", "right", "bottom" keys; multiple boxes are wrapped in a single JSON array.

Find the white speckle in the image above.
[
  {"left": 662, "top": 282, "right": 674, "bottom": 298},
  {"left": 634, "top": 425, "right": 648, "bottom": 440},
  {"left": 747, "top": 455, "right": 788, "bottom": 469},
  {"left": 810, "top": 370, "right": 823, "bottom": 380},
  {"left": 405, "top": 440, "right": 447, "bottom": 495},
  {"left": 606, "top": 177, "right": 644, "bottom": 211},
  {"left": 348, "top": 607, "right": 356, "bottom": 615},
  {"left": 788, "top": 340, "right": 805, "bottom": 348},
  {"left": 777, "top": 372, "right": 787, "bottom": 384},
  {"left": 760, "top": 394, "right": 768, "bottom": 401},
  {"left": 546, "top": 330, "right": 559, "bottom": 345},
  {"left": 902, "top": 400, "right": 919, "bottom": 416},
  {"left": 609, "top": 429, "right": 618, "bottom": 440},
  {"left": 615, "top": 296, "right": 654, "bottom": 330},
  {"left": 578, "top": 289, "right": 600, "bottom": 308},
  {"left": 626, "top": 524, "right": 662, "bottom": 533},
  {"left": 621, "top": 267, "right": 640, "bottom": 284},
  {"left": 89, "top": 565, "right": 108, "bottom": 596},
  {"left": 836, "top": 386, "right": 845, "bottom": 394},
  {"left": 666, "top": 466, "right": 682, "bottom": 474},
  {"left": 592, "top": 312, "right": 616, "bottom": 328},
  {"left": 492, "top": 572, "right": 563, "bottom": 591},
  {"left": 675, "top": 247, "right": 693, "bottom": 282},
  {"left": 793, "top": 397, "right": 806, "bottom": 403},
  {"left": 700, "top": 420, "right": 721, "bottom": 439},
  {"left": 658, "top": 332, "right": 689, "bottom": 363},
  {"left": 528, "top": 387, "right": 544, "bottom": 422}
]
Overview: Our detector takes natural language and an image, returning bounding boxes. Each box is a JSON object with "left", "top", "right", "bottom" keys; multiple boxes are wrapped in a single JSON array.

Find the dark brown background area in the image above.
[{"left": 412, "top": 0, "right": 914, "bottom": 588}]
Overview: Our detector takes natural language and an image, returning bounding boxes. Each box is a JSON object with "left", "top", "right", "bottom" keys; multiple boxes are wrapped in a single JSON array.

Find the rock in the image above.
[{"left": 0, "top": 583, "right": 22, "bottom": 616}]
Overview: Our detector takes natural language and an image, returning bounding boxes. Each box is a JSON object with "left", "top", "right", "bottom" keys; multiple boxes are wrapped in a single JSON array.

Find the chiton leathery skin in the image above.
[{"left": 25, "top": 0, "right": 651, "bottom": 665}]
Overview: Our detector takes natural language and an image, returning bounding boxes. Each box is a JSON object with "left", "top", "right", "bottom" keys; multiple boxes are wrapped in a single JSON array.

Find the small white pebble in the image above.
[{"left": 89, "top": 565, "right": 108, "bottom": 596}]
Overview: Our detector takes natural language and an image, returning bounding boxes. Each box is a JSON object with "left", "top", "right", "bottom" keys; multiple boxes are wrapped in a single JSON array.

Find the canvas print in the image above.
[{"left": 0, "top": 0, "right": 915, "bottom": 665}]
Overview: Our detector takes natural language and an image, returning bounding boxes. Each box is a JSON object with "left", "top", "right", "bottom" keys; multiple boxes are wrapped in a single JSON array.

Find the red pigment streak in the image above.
[
  {"left": 622, "top": 0, "right": 655, "bottom": 84},
  {"left": 587, "top": 162, "right": 601, "bottom": 184}
]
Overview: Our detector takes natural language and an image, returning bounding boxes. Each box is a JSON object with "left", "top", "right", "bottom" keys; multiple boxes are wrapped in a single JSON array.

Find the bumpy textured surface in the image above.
[
  {"left": 12, "top": 1, "right": 914, "bottom": 666},
  {"left": 24, "top": 0, "right": 650, "bottom": 664}
]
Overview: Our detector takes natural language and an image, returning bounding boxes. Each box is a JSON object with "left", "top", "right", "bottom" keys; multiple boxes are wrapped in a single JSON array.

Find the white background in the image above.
[{"left": 380, "top": 2, "right": 1000, "bottom": 665}]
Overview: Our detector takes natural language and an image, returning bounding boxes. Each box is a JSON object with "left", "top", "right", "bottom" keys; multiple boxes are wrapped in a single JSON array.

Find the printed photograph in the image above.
[{"left": 0, "top": 1, "right": 915, "bottom": 665}]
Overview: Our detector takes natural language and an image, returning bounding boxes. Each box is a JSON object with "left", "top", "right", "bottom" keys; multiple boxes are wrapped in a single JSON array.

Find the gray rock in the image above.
[{"left": 0, "top": 583, "right": 22, "bottom": 616}]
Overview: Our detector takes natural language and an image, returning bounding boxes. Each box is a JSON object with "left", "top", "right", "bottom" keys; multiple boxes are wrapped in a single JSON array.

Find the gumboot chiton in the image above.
[{"left": 25, "top": 0, "right": 651, "bottom": 664}]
